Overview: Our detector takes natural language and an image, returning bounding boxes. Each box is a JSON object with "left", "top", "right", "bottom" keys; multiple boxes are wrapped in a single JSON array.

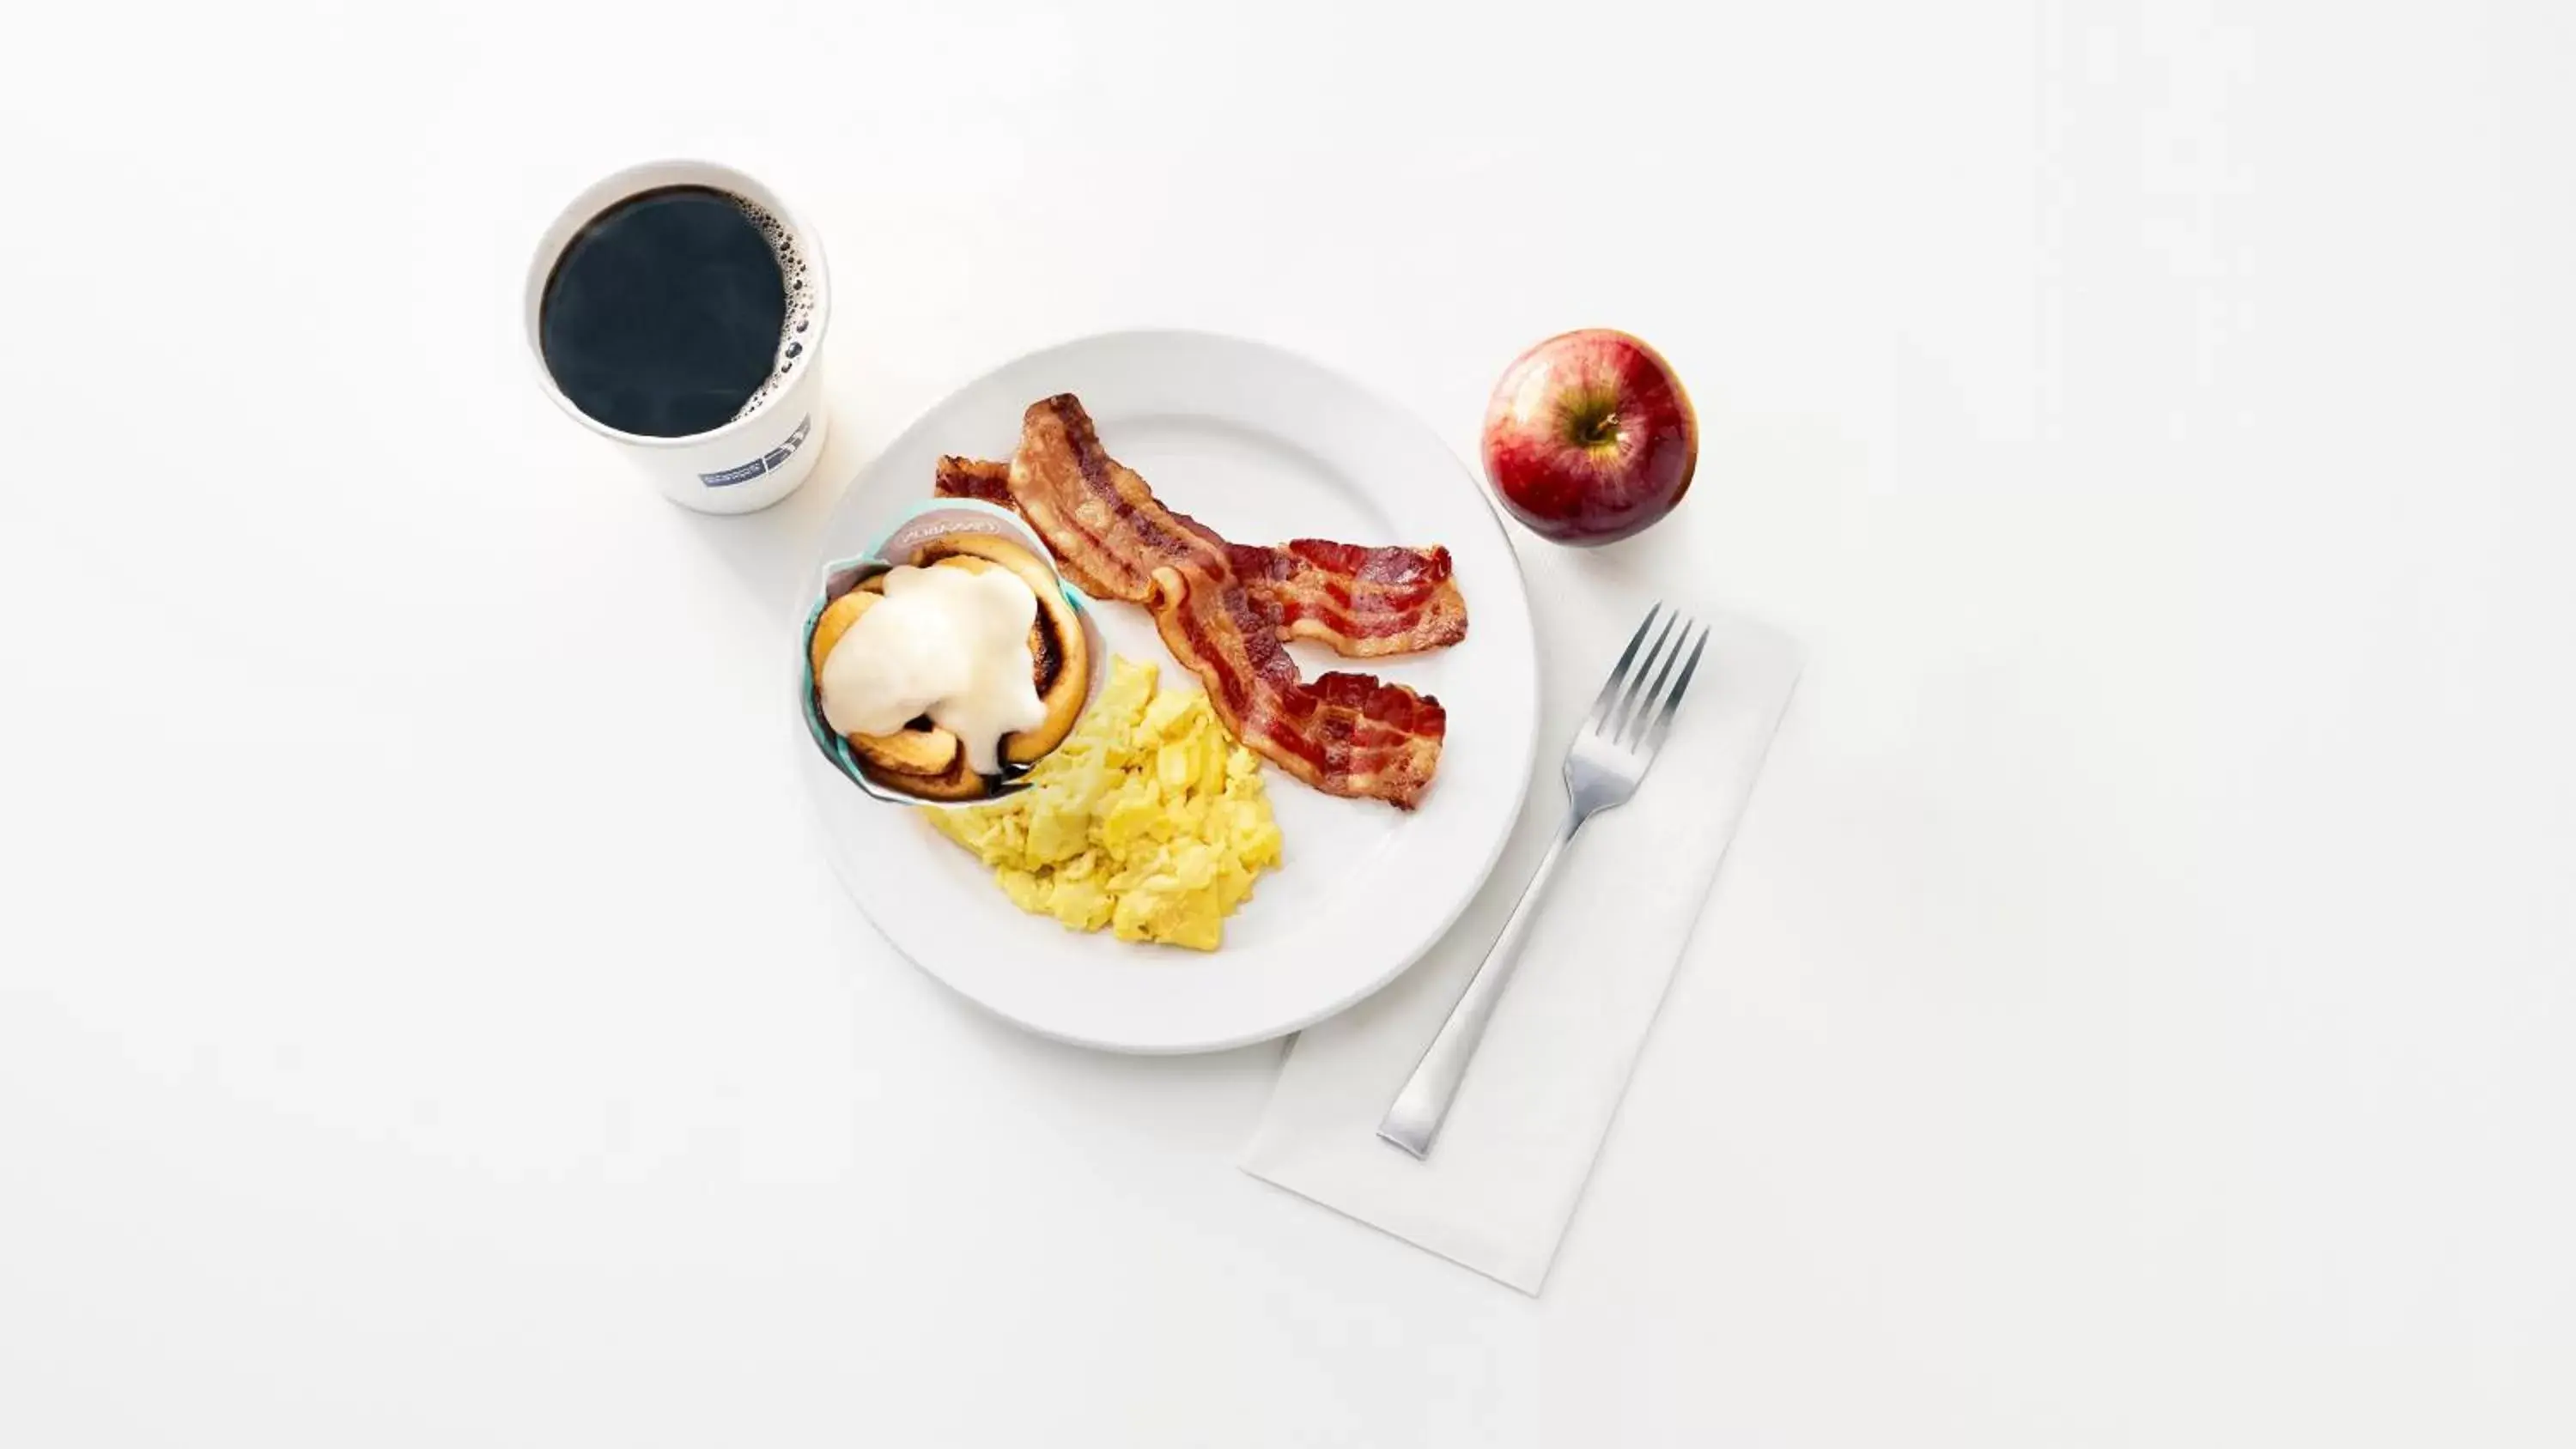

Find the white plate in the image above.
[{"left": 798, "top": 330, "right": 1539, "bottom": 1053}]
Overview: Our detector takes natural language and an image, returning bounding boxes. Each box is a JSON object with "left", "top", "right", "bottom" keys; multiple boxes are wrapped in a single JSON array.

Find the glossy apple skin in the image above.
[{"left": 1479, "top": 329, "right": 1698, "bottom": 545}]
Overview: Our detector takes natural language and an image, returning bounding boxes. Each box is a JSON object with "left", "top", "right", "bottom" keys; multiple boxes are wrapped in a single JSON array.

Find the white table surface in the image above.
[{"left": 5, "top": 3, "right": 2572, "bottom": 1445}]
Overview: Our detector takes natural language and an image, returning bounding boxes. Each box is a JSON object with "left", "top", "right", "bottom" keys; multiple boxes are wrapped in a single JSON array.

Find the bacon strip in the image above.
[
  {"left": 984, "top": 397, "right": 1446, "bottom": 809},
  {"left": 1149, "top": 567, "right": 1447, "bottom": 807},
  {"left": 1224, "top": 537, "right": 1467, "bottom": 658},
  {"left": 935, "top": 458, "right": 1467, "bottom": 658}
]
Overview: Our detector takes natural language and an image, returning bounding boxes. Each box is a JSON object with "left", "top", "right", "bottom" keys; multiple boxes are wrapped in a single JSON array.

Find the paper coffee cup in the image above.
[{"left": 523, "top": 159, "right": 831, "bottom": 515}]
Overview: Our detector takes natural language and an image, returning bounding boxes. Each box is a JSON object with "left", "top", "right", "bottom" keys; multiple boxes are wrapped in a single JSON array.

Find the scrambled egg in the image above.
[{"left": 925, "top": 656, "right": 1284, "bottom": 951}]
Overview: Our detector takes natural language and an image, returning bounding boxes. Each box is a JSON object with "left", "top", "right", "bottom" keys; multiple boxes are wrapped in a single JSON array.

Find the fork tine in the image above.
[
  {"left": 1585, "top": 603, "right": 1662, "bottom": 732},
  {"left": 1639, "top": 624, "right": 1711, "bottom": 758},
  {"left": 1612, "top": 612, "right": 1680, "bottom": 742},
  {"left": 1622, "top": 614, "right": 1694, "bottom": 746}
]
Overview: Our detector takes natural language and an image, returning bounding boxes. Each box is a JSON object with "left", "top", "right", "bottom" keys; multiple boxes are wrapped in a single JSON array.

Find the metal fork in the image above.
[{"left": 1378, "top": 604, "right": 1711, "bottom": 1159}]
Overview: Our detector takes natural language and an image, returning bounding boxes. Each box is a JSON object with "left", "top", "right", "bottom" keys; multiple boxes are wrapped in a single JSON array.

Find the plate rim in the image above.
[{"left": 796, "top": 327, "right": 1540, "bottom": 1053}]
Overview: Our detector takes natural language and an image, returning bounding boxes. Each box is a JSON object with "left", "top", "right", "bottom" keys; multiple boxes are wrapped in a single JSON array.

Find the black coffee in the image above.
[{"left": 538, "top": 185, "right": 811, "bottom": 439}]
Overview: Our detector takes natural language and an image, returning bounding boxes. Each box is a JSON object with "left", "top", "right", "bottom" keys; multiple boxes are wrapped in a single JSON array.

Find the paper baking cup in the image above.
[{"left": 799, "top": 500, "right": 1105, "bottom": 808}]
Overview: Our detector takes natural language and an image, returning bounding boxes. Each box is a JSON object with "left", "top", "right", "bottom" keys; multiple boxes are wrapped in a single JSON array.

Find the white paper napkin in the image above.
[{"left": 1241, "top": 567, "right": 1802, "bottom": 1294}]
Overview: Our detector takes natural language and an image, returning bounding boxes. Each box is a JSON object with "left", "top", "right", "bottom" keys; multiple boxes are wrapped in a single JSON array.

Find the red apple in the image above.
[{"left": 1479, "top": 329, "right": 1698, "bottom": 545}]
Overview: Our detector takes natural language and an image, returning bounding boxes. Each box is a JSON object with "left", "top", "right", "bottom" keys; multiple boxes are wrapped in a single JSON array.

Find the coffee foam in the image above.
[{"left": 727, "top": 193, "right": 817, "bottom": 422}]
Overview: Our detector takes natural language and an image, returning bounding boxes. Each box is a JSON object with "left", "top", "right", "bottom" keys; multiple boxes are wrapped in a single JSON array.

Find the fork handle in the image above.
[{"left": 1377, "top": 812, "right": 1585, "bottom": 1158}]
